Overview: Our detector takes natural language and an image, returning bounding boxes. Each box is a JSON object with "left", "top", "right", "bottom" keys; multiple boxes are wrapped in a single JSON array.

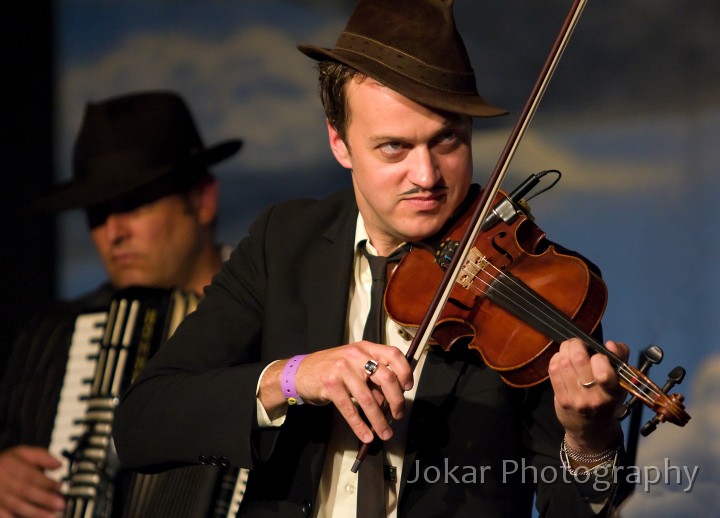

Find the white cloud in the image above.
[
  {"left": 618, "top": 354, "right": 720, "bottom": 517},
  {"left": 470, "top": 120, "right": 686, "bottom": 201},
  {"left": 59, "top": 24, "right": 331, "bottom": 177}
]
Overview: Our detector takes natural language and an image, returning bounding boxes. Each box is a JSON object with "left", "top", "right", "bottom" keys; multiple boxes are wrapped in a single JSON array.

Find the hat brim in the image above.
[
  {"left": 298, "top": 44, "right": 508, "bottom": 118},
  {"left": 203, "top": 139, "right": 243, "bottom": 167},
  {"left": 33, "top": 139, "right": 242, "bottom": 212}
]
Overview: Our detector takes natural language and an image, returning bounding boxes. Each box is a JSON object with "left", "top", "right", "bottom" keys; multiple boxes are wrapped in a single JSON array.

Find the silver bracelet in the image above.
[
  {"left": 562, "top": 434, "right": 622, "bottom": 464},
  {"left": 560, "top": 443, "right": 618, "bottom": 476}
]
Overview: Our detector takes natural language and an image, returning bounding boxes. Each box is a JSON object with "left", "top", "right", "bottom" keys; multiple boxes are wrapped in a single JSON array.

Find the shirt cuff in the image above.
[{"left": 256, "top": 360, "right": 288, "bottom": 428}]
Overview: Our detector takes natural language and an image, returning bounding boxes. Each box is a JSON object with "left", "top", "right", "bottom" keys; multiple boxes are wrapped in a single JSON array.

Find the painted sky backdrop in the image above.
[{"left": 55, "top": 1, "right": 720, "bottom": 515}]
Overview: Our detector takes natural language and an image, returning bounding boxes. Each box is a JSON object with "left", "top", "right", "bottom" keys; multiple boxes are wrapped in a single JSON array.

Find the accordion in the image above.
[{"left": 48, "top": 287, "right": 247, "bottom": 518}]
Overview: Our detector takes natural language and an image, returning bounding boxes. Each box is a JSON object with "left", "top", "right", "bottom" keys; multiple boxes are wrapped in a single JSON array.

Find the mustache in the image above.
[{"left": 399, "top": 186, "right": 449, "bottom": 196}]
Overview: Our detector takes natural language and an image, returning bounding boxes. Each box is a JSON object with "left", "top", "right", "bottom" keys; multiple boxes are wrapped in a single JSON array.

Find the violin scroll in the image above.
[
  {"left": 640, "top": 365, "right": 688, "bottom": 436},
  {"left": 615, "top": 345, "right": 689, "bottom": 435}
]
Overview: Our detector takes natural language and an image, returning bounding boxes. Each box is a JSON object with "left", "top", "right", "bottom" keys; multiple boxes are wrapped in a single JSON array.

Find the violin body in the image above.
[{"left": 385, "top": 189, "right": 607, "bottom": 387}]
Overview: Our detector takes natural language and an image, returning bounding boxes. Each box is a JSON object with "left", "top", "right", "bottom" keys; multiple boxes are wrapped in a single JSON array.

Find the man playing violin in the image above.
[{"left": 115, "top": 1, "right": 632, "bottom": 516}]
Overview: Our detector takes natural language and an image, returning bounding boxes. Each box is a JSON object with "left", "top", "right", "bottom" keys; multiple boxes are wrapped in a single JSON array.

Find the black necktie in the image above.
[{"left": 357, "top": 242, "right": 406, "bottom": 518}]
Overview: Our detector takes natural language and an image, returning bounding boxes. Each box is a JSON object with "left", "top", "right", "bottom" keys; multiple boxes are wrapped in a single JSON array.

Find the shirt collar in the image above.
[
  {"left": 353, "top": 213, "right": 408, "bottom": 257},
  {"left": 353, "top": 212, "right": 370, "bottom": 251}
]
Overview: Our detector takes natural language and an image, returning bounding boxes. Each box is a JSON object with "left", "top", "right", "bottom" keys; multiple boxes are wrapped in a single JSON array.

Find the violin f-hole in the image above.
[{"left": 489, "top": 231, "right": 514, "bottom": 268}]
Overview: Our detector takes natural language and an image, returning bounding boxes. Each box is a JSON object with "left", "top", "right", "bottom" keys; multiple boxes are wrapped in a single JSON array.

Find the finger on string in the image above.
[
  {"left": 547, "top": 350, "right": 571, "bottom": 402},
  {"left": 565, "top": 339, "right": 596, "bottom": 391},
  {"left": 605, "top": 340, "right": 629, "bottom": 362}
]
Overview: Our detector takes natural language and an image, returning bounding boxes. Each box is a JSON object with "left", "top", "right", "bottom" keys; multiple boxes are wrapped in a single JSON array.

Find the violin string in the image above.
[
  {"left": 464, "top": 264, "right": 656, "bottom": 399},
  {"left": 458, "top": 259, "right": 661, "bottom": 401},
  {"left": 479, "top": 264, "right": 660, "bottom": 401},
  {"left": 469, "top": 262, "right": 657, "bottom": 399}
]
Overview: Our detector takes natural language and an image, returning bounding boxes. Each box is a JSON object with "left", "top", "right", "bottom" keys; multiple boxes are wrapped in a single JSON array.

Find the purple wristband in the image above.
[{"left": 281, "top": 354, "right": 308, "bottom": 405}]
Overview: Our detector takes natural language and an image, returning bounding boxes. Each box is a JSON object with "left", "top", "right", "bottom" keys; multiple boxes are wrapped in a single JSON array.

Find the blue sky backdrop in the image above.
[{"left": 55, "top": 2, "right": 720, "bottom": 515}]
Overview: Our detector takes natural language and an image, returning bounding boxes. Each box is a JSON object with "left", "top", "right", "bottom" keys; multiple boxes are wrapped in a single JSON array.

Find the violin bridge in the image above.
[{"left": 458, "top": 248, "right": 488, "bottom": 288}]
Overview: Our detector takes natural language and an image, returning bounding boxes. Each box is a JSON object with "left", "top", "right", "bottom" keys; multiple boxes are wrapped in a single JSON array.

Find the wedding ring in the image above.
[
  {"left": 580, "top": 379, "right": 597, "bottom": 388},
  {"left": 364, "top": 359, "right": 379, "bottom": 376}
]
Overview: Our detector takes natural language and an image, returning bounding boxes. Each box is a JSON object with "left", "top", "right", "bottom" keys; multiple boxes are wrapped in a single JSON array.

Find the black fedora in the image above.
[
  {"left": 34, "top": 90, "right": 242, "bottom": 212},
  {"left": 298, "top": 0, "right": 507, "bottom": 117}
]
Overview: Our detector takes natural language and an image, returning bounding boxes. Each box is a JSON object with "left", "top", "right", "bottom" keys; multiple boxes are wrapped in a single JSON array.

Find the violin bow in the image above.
[{"left": 354, "top": 0, "right": 589, "bottom": 471}]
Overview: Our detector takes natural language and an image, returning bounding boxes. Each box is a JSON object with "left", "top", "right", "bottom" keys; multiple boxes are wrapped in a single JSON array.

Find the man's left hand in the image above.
[{"left": 548, "top": 338, "right": 628, "bottom": 453}]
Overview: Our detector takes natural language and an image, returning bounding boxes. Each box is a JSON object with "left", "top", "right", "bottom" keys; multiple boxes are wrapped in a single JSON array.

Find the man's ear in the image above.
[
  {"left": 192, "top": 176, "right": 219, "bottom": 225},
  {"left": 327, "top": 120, "right": 352, "bottom": 169}
]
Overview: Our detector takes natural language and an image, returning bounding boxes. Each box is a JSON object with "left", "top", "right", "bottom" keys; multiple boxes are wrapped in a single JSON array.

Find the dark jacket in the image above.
[{"left": 114, "top": 188, "right": 625, "bottom": 517}]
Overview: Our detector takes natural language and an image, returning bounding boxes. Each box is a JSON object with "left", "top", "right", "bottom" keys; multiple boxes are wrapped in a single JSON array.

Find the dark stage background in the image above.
[{"left": 1, "top": 3, "right": 55, "bottom": 371}]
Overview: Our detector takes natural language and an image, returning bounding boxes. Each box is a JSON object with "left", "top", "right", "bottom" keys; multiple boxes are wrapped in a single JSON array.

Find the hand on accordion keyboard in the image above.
[{"left": 0, "top": 445, "right": 66, "bottom": 517}]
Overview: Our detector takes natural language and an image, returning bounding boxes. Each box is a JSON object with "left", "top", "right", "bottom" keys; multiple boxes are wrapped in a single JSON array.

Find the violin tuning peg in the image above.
[
  {"left": 639, "top": 345, "right": 663, "bottom": 373},
  {"left": 616, "top": 401, "right": 634, "bottom": 421},
  {"left": 663, "top": 366, "right": 686, "bottom": 391},
  {"left": 616, "top": 345, "right": 665, "bottom": 421},
  {"left": 641, "top": 416, "right": 660, "bottom": 437},
  {"left": 639, "top": 366, "right": 688, "bottom": 435}
]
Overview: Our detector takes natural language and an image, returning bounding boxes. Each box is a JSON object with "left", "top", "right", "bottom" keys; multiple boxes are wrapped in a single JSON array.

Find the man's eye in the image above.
[
  {"left": 379, "top": 142, "right": 405, "bottom": 156},
  {"left": 438, "top": 131, "right": 458, "bottom": 144},
  {"left": 432, "top": 130, "right": 465, "bottom": 153}
]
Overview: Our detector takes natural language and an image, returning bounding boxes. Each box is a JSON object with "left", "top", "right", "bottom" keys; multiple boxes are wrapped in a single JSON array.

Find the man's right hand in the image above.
[
  {"left": 0, "top": 446, "right": 65, "bottom": 518},
  {"left": 258, "top": 342, "right": 414, "bottom": 444}
]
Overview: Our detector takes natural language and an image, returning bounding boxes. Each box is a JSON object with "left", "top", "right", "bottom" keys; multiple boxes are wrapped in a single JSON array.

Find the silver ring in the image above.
[
  {"left": 364, "top": 359, "right": 379, "bottom": 376},
  {"left": 580, "top": 379, "right": 597, "bottom": 388}
]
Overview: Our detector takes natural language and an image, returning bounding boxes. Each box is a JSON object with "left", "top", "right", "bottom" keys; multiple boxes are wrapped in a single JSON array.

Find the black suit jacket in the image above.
[{"left": 115, "top": 188, "right": 623, "bottom": 517}]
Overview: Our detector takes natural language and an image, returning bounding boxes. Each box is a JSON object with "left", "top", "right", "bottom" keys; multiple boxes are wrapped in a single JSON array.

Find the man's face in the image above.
[
  {"left": 89, "top": 192, "right": 206, "bottom": 290},
  {"left": 328, "top": 78, "right": 473, "bottom": 256}
]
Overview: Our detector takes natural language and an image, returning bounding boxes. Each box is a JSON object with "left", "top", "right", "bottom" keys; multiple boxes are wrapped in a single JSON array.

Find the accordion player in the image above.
[{"left": 1, "top": 286, "right": 247, "bottom": 517}]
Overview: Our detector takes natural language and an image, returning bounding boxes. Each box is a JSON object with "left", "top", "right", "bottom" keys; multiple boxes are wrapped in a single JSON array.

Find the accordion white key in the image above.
[{"left": 48, "top": 312, "right": 107, "bottom": 492}]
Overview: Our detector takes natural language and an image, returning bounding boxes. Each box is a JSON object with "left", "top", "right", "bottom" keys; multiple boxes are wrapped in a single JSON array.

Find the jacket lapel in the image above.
[{"left": 306, "top": 196, "right": 357, "bottom": 351}]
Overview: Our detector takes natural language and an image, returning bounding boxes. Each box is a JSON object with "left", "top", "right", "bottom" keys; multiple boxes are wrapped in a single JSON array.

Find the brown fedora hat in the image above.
[
  {"left": 298, "top": 0, "right": 507, "bottom": 117},
  {"left": 34, "top": 90, "right": 242, "bottom": 212}
]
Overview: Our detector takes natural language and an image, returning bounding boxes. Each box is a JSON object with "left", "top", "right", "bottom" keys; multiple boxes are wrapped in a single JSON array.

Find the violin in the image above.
[{"left": 385, "top": 184, "right": 691, "bottom": 428}]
